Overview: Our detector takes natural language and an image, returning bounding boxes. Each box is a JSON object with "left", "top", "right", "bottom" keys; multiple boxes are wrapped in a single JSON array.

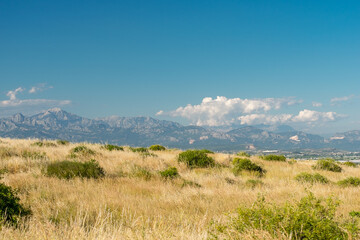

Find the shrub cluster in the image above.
[
  {"left": 295, "top": 172, "right": 329, "bottom": 184},
  {"left": 102, "top": 144, "right": 124, "bottom": 151},
  {"left": 129, "top": 147, "right": 148, "bottom": 153},
  {"left": 46, "top": 160, "right": 105, "bottom": 179},
  {"left": 159, "top": 167, "right": 179, "bottom": 180},
  {"left": 131, "top": 165, "right": 153, "bottom": 181},
  {"left": 338, "top": 177, "right": 360, "bottom": 187},
  {"left": 149, "top": 145, "right": 166, "bottom": 151},
  {"left": 312, "top": 159, "right": 342, "bottom": 172},
  {"left": 210, "top": 192, "right": 359, "bottom": 239},
  {"left": 56, "top": 140, "right": 70, "bottom": 145},
  {"left": 237, "top": 151, "right": 250, "bottom": 157},
  {"left": 21, "top": 150, "right": 47, "bottom": 160},
  {"left": 70, "top": 146, "right": 96, "bottom": 158},
  {"left": 199, "top": 149, "right": 214, "bottom": 154},
  {"left": 0, "top": 183, "right": 31, "bottom": 225},
  {"left": 178, "top": 150, "right": 215, "bottom": 169},
  {"left": 245, "top": 179, "right": 263, "bottom": 189},
  {"left": 232, "top": 158, "right": 265, "bottom": 177},
  {"left": 342, "top": 161, "right": 357, "bottom": 168},
  {"left": 260, "top": 154, "right": 286, "bottom": 162},
  {"left": 32, "top": 141, "right": 57, "bottom": 147}
]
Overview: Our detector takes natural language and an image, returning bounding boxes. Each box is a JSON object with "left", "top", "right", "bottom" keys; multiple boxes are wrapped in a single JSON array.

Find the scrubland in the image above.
[{"left": 1, "top": 138, "right": 360, "bottom": 239}]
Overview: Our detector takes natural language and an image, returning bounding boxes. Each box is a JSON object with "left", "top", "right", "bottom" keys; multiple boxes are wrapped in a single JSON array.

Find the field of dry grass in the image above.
[{"left": 1, "top": 138, "right": 360, "bottom": 239}]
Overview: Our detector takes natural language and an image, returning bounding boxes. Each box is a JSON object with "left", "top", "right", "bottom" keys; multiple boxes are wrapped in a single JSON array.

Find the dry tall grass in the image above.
[{"left": 1, "top": 138, "right": 360, "bottom": 239}]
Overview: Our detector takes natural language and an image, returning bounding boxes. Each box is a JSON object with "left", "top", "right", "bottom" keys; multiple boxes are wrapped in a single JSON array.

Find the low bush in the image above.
[
  {"left": 159, "top": 167, "right": 179, "bottom": 180},
  {"left": 312, "top": 159, "right": 342, "bottom": 172},
  {"left": 343, "top": 161, "right": 357, "bottom": 168},
  {"left": 46, "top": 160, "right": 105, "bottom": 179},
  {"left": 295, "top": 172, "right": 329, "bottom": 184},
  {"left": 102, "top": 144, "right": 124, "bottom": 151},
  {"left": 178, "top": 150, "right": 215, "bottom": 169},
  {"left": 338, "top": 177, "right": 360, "bottom": 187},
  {"left": 260, "top": 154, "right": 286, "bottom": 162},
  {"left": 131, "top": 165, "right": 153, "bottom": 181},
  {"left": 21, "top": 150, "right": 47, "bottom": 160},
  {"left": 232, "top": 158, "right": 265, "bottom": 176},
  {"left": 245, "top": 179, "right": 264, "bottom": 189},
  {"left": 32, "top": 141, "right": 57, "bottom": 147},
  {"left": 237, "top": 151, "right": 250, "bottom": 157},
  {"left": 199, "top": 149, "right": 214, "bottom": 154},
  {"left": 0, "top": 183, "right": 31, "bottom": 226},
  {"left": 149, "top": 145, "right": 166, "bottom": 151},
  {"left": 56, "top": 140, "right": 70, "bottom": 145},
  {"left": 210, "top": 192, "right": 359, "bottom": 239},
  {"left": 129, "top": 147, "right": 148, "bottom": 153},
  {"left": 70, "top": 146, "right": 96, "bottom": 157}
]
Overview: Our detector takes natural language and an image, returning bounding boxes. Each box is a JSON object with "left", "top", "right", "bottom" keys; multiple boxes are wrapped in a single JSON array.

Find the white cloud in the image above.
[
  {"left": 292, "top": 109, "right": 341, "bottom": 122},
  {"left": 28, "top": 84, "right": 53, "bottom": 94},
  {"left": 0, "top": 87, "right": 71, "bottom": 110},
  {"left": 330, "top": 95, "right": 354, "bottom": 104},
  {"left": 312, "top": 102, "right": 323, "bottom": 107},
  {"left": 238, "top": 113, "right": 293, "bottom": 125},
  {"left": 157, "top": 96, "right": 301, "bottom": 126}
]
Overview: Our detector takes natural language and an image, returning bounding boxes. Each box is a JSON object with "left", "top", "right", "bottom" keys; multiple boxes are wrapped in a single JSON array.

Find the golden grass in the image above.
[{"left": 0, "top": 138, "right": 360, "bottom": 239}]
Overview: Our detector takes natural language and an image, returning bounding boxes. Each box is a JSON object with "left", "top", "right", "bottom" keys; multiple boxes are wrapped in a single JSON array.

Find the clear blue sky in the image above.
[{"left": 0, "top": 1, "right": 359, "bottom": 134}]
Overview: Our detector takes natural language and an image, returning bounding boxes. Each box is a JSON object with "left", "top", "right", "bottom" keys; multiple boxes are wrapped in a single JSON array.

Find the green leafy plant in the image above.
[
  {"left": 260, "top": 154, "right": 286, "bottom": 162},
  {"left": 102, "top": 144, "right": 124, "bottom": 151},
  {"left": 21, "top": 150, "right": 47, "bottom": 160},
  {"left": 159, "top": 167, "right": 179, "bottom": 180},
  {"left": 0, "top": 183, "right": 31, "bottom": 226},
  {"left": 178, "top": 150, "right": 215, "bottom": 169},
  {"left": 46, "top": 160, "right": 105, "bottom": 179},
  {"left": 129, "top": 147, "right": 148, "bottom": 153},
  {"left": 342, "top": 161, "right": 357, "bottom": 168},
  {"left": 237, "top": 151, "right": 250, "bottom": 157},
  {"left": 295, "top": 172, "right": 329, "bottom": 184},
  {"left": 338, "top": 177, "right": 360, "bottom": 187},
  {"left": 210, "top": 192, "right": 359, "bottom": 239},
  {"left": 312, "top": 159, "right": 342, "bottom": 172},
  {"left": 232, "top": 158, "right": 265, "bottom": 176},
  {"left": 31, "top": 141, "right": 57, "bottom": 147},
  {"left": 199, "top": 149, "right": 214, "bottom": 154},
  {"left": 131, "top": 165, "right": 153, "bottom": 181},
  {"left": 70, "top": 146, "right": 96, "bottom": 157},
  {"left": 149, "top": 145, "right": 166, "bottom": 151}
]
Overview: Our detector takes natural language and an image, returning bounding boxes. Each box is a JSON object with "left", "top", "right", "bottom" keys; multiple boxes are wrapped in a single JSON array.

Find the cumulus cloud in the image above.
[
  {"left": 238, "top": 114, "right": 293, "bottom": 125},
  {"left": 28, "top": 83, "right": 53, "bottom": 94},
  {"left": 6, "top": 87, "right": 24, "bottom": 101},
  {"left": 292, "top": 109, "right": 341, "bottom": 122},
  {"left": 330, "top": 95, "right": 355, "bottom": 104},
  {"left": 157, "top": 96, "right": 302, "bottom": 126}
]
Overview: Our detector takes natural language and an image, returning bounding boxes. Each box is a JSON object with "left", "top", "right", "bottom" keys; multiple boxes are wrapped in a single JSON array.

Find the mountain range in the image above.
[{"left": 0, "top": 108, "right": 359, "bottom": 151}]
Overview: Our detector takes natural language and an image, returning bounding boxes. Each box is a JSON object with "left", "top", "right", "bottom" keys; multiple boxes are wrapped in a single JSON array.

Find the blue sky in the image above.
[{"left": 0, "top": 1, "right": 359, "bottom": 134}]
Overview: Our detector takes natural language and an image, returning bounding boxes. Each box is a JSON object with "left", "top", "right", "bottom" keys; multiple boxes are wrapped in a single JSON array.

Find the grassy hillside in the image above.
[{"left": 1, "top": 138, "right": 360, "bottom": 239}]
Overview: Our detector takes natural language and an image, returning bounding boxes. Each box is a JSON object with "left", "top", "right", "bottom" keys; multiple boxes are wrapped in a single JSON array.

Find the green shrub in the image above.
[
  {"left": 56, "top": 140, "right": 70, "bottom": 145},
  {"left": 245, "top": 179, "right": 264, "bottom": 189},
  {"left": 70, "top": 146, "right": 95, "bottom": 156},
  {"left": 295, "top": 172, "right": 329, "bottom": 184},
  {"left": 149, "top": 145, "right": 166, "bottom": 151},
  {"left": 312, "top": 159, "right": 342, "bottom": 172},
  {"left": 102, "top": 144, "right": 124, "bottom": 151},
  {"left": 232, "top": 158, "right": 265, "bottom": 176},
  {"left": 0, "top": 183, "right": 31, "bottom": 225},
  {"left": 237, "top": 151, "right": 250, "bottom": 157},
  {"left": 129, "top": 147, "right": 148, "bottom": 153},
  {"left": 159, "top": 167, "right": 179, "bottom": 180},
  {"left": 46, "top": 160, "right": 105, "bottom": 179},
  {"left": 210, "top": 192, "right": 359, "bottom": 239},
  {"left": 343, "top": 161, "right": 357, "bottom": 168},
  {"left": 199, "top": 149, "right": 214, "bottom": 154},
  {"left": 338, "top": 177, "right": 360, "bottom": 187},
  {"left": 178, "top": 150, "right": 215, "bottom": 169},
  {"left": 261, "top": 154, "right": 286, "bottom": 162},
  {"left": 131, "top": 165, "right": 153, "bottom": 181}
]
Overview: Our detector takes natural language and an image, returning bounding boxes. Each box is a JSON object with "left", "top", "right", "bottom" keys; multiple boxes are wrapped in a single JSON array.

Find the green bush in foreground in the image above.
[
  {"left": 199, "top": 149, "right": 214, "bottom": 154},
  {"left": 159, "top": 167, "right": 179, "bottom": 180},
  {"left": 46, "top": 160, "right": 105, "bottom": 179},
  {"left": 232, "top": 158, "right": 265, "bottom": 177},
  {"left": 338, "top": 177, "right": 360, "bottom": 187},
  {"left": 149, "top": 145, "right": 166, "bottom": 151},
  {"left": 295, "top": 172, "right": 329, "bottom": 184},
  {"left": 313, "top": 159, "right": 342, "bottom": 172},
  {"left": 260, "top": 154, "right": 286, "bottom": 162},
  {"left": 210, "top": 192, "right": 359, "bottom": 240},
  {"left": 103, "top": 144, "right": 124, "bottom": 151},
  {"left": 0, "top": 183, "right": 31, "bottom": 226},
  {"left": 178, "top": 150, "right": 215, "bottom": 169}
]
